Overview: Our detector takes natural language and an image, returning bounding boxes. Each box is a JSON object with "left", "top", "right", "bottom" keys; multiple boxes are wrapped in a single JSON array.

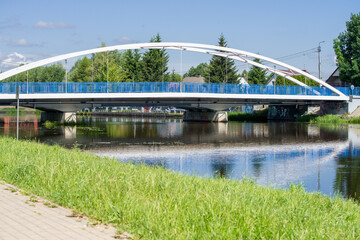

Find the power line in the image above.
[
  {"left": 275, "top": 47, "right": 318, "bottom": 61},
  {"left": 237, "top": 47, "right": 318, "bottom": 69}
]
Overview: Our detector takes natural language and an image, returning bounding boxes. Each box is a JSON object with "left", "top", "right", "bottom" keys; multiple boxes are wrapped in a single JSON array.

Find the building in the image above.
[
  {"left": 326, "top": 67, "right": 350, "bottom": 87},
  {"left": 182, "top": 75, "right": 205, "bottom": 83}
]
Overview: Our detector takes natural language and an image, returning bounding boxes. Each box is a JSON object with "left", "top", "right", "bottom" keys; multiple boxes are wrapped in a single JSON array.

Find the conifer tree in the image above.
[
  {"left": 123, "top": 49, "right": 143, "bottom": 82},
  {"left": 205, "top": 33, "right": 239, "bottom": 83},
  {"left": 142, "top": 33, "right": 169, "bottom": 82},
  {"left": 247, "top": 59, "right": 267, "bottom": 85}
]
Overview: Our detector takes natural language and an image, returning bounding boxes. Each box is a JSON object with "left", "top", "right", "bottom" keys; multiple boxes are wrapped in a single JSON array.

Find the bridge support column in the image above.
[
  {"left": 268, "top": 105, "right": 307, "bottom": 120},
  {"left": 41, "top": 111, "right": 76, "bottom": 123},
  {"left": 183, "top": 111, "right": 228, "bottom": 122}
]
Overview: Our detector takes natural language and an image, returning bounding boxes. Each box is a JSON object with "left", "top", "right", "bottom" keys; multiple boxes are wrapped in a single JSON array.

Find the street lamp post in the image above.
[{"left": 318, "top": 41, "right": 325, "bottom": 80}]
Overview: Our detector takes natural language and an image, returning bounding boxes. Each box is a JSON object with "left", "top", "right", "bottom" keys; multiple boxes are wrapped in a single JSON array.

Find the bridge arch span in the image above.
[{"left": 0, "top": 42, "right": 346, "bottom": 98}]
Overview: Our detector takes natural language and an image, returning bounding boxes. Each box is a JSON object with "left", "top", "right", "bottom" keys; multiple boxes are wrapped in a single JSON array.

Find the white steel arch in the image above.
[{"left": 0, "top": 42, "right": 347, "bottom": 99}]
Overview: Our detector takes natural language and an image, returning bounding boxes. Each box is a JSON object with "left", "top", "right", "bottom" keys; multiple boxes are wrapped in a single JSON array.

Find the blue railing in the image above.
[{"left": 0, "top": 82, "right": 358, "bottom": 96}]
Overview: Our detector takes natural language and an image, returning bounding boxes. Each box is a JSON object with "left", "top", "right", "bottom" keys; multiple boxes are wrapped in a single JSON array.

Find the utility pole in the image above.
[
  {"left": 318, "top": 41, "right": 325, "bottom": 79},
  {"left": 65, "top": 59, "right": 68, "bottom": 93}
]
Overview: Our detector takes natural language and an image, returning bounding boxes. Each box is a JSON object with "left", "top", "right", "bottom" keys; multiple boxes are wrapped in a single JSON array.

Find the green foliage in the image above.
[
  {"left": 1, "top": 137, "right": 360, "bottom": 239},
  {"left": 169, "top": 69, "right": 181, "bottom": 82},
  {"left": 142, "top": 33, "right": 169, "bottom": 82},
  {"left": 275, "top": 75, "right": 320, "bottom": 86},
  {"left": 184, "top": 63, "right": 208, "bottom": 78},
  {"left": 228, "top": 109, "right": 268, "bottom": 122},
  {"left": 69, "top": 57, "right": 92, "bottom": 82},
  {"left": 4, "top": 63, "right": 65, "bottom": 82},
  {"left": 67, "top": 43, "right": 127, "bottom": 82},
  {"left": 123, "top": 49, "right": 143, "bottom": 82},
  {"left": 297, "top": 114, "right": 360, "bottom": 124},
  {"left": 296, "top": 114, "right": 318, "bottom": 122},
  {"left": 312, "top": 115, "right": 345, "bottom": 123},
  {"left": 334, "top": 12, "right": 360, "bottom": 86},
  {"left": 247, "top": 59, "right": 267, "bottom": 84},
  {"left": 205, "top": 33, "right": 239, "bottom": 83}
]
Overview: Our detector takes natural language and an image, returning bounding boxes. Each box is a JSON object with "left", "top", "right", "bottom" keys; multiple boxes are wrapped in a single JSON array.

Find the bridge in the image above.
[{"left": 0, "top": 42, "right": 356, "bottom": 122}]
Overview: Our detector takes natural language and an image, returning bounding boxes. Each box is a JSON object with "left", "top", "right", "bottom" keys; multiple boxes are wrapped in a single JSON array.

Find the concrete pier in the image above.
[
  {"left": 41, "top": 111, "right": 76, "bottom": 123},
  {"left": 183, "top": 111, "right": 228, "bottom": 122}
]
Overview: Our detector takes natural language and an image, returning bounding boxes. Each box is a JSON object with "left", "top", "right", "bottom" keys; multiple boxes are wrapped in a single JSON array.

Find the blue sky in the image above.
[{"left": 1, "top": 0, "right": 359, "bottom": 79}]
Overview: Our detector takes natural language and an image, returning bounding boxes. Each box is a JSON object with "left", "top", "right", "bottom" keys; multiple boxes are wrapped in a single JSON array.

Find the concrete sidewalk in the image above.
[{"left": 0, "top": 182, "right": 131, "bottom": 240}]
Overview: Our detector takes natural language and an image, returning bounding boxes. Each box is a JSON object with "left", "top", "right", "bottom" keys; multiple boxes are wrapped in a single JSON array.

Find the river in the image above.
[{"left": 1, "top": 114, "right": 360, "bottom": 201}]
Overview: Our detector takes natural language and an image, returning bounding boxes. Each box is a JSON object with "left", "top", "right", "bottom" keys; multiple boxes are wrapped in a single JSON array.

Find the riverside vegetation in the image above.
[
  {"left": 1, "top": 137, "right": 360, "bottom": 239},
  {"left": 297, "top": 114, "right": 360, "bottom": 124},
  {"left": 228, "top": 109, "right": 268, "bottom": 122}
]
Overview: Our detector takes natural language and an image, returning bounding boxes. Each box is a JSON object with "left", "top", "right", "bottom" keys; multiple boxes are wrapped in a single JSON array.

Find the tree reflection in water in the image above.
[{"left": 334, "top": 143, "right": 360, "bottom": 201}]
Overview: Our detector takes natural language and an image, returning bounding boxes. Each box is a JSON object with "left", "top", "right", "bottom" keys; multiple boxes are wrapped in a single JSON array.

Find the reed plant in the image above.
[
  {"left": 297, "top": 114, "right": 360, "bottom": 124},
  {"left": 0, "top": 137, "right": 360, "bottom": 239}
]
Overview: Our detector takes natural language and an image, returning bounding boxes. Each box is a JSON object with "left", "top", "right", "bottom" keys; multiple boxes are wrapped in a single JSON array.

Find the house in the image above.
[
  {"left": 326, "top": 67, "right": 350, "bottom": 87},
  {"left": 266, "top": 69, "right": 310, "bottom": 86},
  {"left": 182, "top": 75, "right": 205, "bottom": 83}
]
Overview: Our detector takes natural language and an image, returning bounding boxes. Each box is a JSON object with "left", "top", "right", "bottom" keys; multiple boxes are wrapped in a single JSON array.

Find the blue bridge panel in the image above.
[{"left": 0, "top": 82, "right": 357, "bottom": 96}]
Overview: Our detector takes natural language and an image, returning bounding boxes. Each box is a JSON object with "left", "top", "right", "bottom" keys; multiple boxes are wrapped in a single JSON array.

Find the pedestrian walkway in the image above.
[{"left": 0, "top": 182, "right": 130, "bottom": 240}]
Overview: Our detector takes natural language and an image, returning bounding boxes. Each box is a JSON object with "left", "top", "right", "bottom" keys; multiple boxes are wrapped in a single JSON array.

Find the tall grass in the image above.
[
  {"left": 0, "top": 137, "right": 360, "bottom": 239},
  {"left": 297, "top": 114, "right": 360, "bottom": 124}
]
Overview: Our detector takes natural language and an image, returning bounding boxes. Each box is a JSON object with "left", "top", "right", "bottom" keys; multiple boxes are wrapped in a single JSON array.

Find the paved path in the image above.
[{"left": 0, "top": 182, "right": 130, "bottom": 240}]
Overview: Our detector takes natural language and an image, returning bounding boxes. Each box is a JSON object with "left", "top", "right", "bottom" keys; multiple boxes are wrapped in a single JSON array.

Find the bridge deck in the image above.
[{"left": 0, "top": 82, "right": 352, "bottom": 112}]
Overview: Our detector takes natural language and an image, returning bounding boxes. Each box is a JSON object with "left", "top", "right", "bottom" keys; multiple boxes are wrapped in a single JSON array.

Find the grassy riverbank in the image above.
[
  {"left": 1, "top": 138, "right": 360, "bottom": 239},
  {"left": 297, "top": 114, "right": 360, "bottom": 124},
  {"left": 228, "top": 109, "right": 268, "bottom": 122}
]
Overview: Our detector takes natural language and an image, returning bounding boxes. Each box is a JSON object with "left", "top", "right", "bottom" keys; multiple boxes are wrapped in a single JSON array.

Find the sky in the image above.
[{"left": 1, "top": 0, "right": 359, "bottom": 80}]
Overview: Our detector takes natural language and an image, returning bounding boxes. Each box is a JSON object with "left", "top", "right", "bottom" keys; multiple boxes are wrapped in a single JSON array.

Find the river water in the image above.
[{"left": 1, "top": 114, "right": 360, "bottom": 201}]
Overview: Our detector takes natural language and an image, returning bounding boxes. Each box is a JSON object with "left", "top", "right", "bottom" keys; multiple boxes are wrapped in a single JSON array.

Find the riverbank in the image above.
[
  {"left": 297, "top": 114, "right": 360, "bottom": 124},
  {"left": 1, "top": 137, "right": 360, "bottom": 239}
]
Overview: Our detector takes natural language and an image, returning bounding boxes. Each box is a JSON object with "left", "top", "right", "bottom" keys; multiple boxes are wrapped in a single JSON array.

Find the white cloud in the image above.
[
  {"left": 113, "top": 36, "right": 135, "bottom": 44},
  {"left": 34, "top": 21, "right": 74, "bottom": 29},
  {"left": 13, "top": 38, "right": 30, "bottom": 47},
  {"left": 0, "top": 37, "right": 38, "bottom": 47},
  {"left": 0, "top": 52, "right": 29, "bottom": 69}
]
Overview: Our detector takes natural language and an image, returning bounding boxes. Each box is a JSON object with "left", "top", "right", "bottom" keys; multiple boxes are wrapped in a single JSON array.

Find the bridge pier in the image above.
[
  {"left": 41, "top": 111, "right": 76, "bottom": 123},
  {"left": 183, "top": 110, "right": 228, "bottom": 122},
  {"left": 268, "top": 105, "right": 307, "bottom": 120}
]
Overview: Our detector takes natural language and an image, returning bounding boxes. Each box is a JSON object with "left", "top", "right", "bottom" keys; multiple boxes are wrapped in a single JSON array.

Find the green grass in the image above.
[
  {"left": 296, "top": 114, "right": 318, "bottom": 122},
  {"left": 228, "top": 108, "right": 268, "bottom": 122},
  {"left": 0, "top": 108, "right": 42, "bottom": 116},
  {"left": 1, "top": 137, "right": 360, "bottom": 239},
  {"left": 297, "top": 114, "right": 360, "bottom": 124}
]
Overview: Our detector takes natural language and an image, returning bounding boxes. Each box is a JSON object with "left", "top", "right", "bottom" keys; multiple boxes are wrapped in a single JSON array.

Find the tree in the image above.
[
  {"left": 169, "top": 69, "right": 181, "bottom": 82},
  {"left": 69, "top": 57, "right": 92, "bottom": 82},
  {"left": 4, "top": 63, "right": 65, "bottom": 82},
  {"left": 68, "top": 42, "right": 126, "bottom": 82},
  {"left": 184, "top": 63, "right": 208, "bottom": 77},
  {"left": 275, "top": 75, "right": 320, "bottom": 86},
  {"left": 123, "top": 49, "right": 143, "bottom": 82},
  {"left": 247, "top": 59, "right": 267, "bottom": 85},
  {"left": 205, "top": 33, "right": 239, "bottom": 83},
  {"left": 142, "top": 33, "right": 169, "bottom": 82},
  {"left": 334, "top": 13, "right": 360, "bottom": 86}
]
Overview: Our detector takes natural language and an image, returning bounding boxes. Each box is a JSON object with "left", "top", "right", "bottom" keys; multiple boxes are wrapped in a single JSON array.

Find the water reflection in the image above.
[{"left": 1, "top": 114, "right": 360, "bottom": 201}]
